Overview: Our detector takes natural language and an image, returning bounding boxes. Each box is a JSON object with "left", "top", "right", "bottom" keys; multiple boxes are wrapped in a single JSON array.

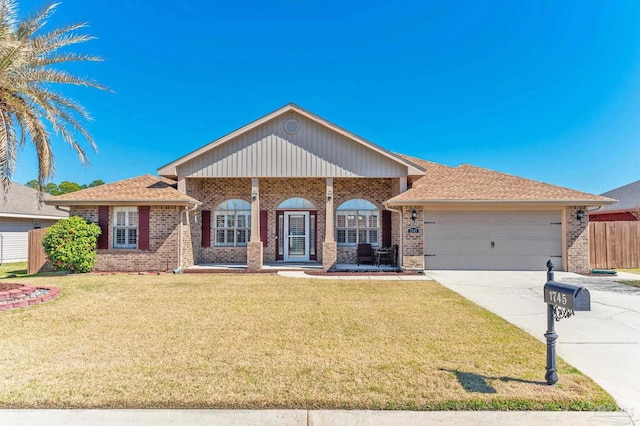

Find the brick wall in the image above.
[
  {"left": 333, "top": 178, "right": 400, "bottom": 264},
  {"left": 402, "top": 206, "right": 424, "bottom": 269},
  {"left": 566, "top": 205, "right": 589, "bottom": 273},
  {"left": 71, "top": 206, "right": 181, "bottom": 272},
  {"left": 187, "top": 177, "right": 401, "bottom": 265},
  {"left": 182, "top": 210, "right": 194, "bottom": 268}
]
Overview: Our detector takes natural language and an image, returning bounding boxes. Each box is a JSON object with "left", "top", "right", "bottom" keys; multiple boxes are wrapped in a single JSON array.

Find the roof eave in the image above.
[
  {"left": 385, "top": 199, "right": 617, "bottom": 207},
  {"left": 589, "top": 207, "right": 638, "bottom": 215},
  {"left": 45, "top": 199, "right": 202, "bottom": 207},
  {"left": 0, "top": 212, "right": 68, "bottom": 220}
]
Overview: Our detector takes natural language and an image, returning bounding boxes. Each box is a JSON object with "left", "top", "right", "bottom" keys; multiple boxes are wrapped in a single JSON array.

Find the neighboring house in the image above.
[
  {"left": 46, "top": 104, "right": 614, "bottom": 273},
  {"left": 0, "top": 182, "right": 68, "bottom": 263},
  {"left": 589, "top": 180, "right": 639, "bottom": 222}
]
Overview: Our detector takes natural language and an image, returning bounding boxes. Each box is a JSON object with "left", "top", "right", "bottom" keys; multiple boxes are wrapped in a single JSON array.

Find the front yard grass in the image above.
[
  {"left": 617, "top": 269, "right": 640, "bottom": 287},
  {"left": 0, "top": 261, "right": 27, "bottom": 278},
  {"left": 0, "top": 273, "right": 615, "bottom": 410},
  {"left": 615, "top": 280, "right": 640, "bottom": 288}
]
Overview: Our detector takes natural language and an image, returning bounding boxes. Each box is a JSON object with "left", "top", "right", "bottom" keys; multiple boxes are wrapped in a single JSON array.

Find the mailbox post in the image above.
[{"left": 543, "top": 260, "right": 591, "bottom": 385}]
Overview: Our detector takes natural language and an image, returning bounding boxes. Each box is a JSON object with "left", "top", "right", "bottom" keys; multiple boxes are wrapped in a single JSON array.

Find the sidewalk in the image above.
[{"left": 0, "top": 409, "right": 634, "bottom": 425}]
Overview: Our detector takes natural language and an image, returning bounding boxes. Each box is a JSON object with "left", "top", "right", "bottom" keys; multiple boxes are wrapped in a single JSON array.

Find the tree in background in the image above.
[
  {"left": 0, "top": 0, "right": 108, "bottom": 194},
  {"left": 26, "top": 178, "right": 104, "bottom": 195}
]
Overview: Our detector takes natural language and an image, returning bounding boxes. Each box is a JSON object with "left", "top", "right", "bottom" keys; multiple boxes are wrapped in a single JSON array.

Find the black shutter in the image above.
[
  {"left": 201, "top": 210, "right": 211, "bottom": 247},
  {"left": 382, "top": 210, "right": 392, "bottom": 247},
  {"left": 138, "top": 206, "right": 150, "bottom": 250},
  {"left": 97, "top": 206, "right": 109, "bottom": 249}
]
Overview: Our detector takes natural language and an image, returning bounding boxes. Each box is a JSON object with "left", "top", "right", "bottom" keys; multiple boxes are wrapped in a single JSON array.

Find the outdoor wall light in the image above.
[
  {"left": 576, "top": 209, "right": 584, "bottom": 222},
  {"left": 411, "top": 209, "right": 418, "bottom": 222},
  {"left": 251, "top": 190, "right": 258, "bottom": 202},
  {"left": 327, "top": 189, "right": 333, "bottom": 201}
]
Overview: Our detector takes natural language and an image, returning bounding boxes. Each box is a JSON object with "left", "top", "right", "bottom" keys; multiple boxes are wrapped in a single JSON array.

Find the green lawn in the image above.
[
  {"left": 0, "top": 273, "right": 616, "bottom": 410},
  {"left": 616, "top": 280, "right": 640, "bottom": 288},
  {"left": 617, "top": 269, "right": 640, "bottom": 287},
  {"left": 0, "top": 261, "right": 27, "bottom": 278}
]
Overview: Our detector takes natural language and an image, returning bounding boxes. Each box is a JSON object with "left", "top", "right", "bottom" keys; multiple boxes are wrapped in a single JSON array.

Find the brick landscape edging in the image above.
[{"left": 0, "top": 283, "right": 61, "bottom": 311}]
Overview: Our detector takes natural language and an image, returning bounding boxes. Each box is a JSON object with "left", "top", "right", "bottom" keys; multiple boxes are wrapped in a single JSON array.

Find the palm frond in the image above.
[
  {"left": 25, "top": 68, "right": 108, "bottom": 90},
  {"left": 31, "top": 22, "right": 95, "bottom": 53},
  {"left": 25, "top": 86, "right": 96, "bottom": 157},
  {"left": 0, "top": 0, "right": 18, "bottom": 39},
  {"left": 15, "top": 2, "right": 58, "bottom": 40},
  {"left": 31, "top": 52, "right": 103, "bottom": 67},
  {"left": 0, "top": 1, "right": 107, "bottom": 189}
]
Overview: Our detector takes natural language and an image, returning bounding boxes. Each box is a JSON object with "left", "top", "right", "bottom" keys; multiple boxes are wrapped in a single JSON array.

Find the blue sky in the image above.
[{"left": 14, "top": 0, "right": 640, "bottom": 194}]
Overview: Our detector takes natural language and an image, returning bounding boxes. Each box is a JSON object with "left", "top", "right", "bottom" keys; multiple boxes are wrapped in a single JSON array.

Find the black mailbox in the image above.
[{"left": 544, "top": 281, "right": 590, "bottom": 311}]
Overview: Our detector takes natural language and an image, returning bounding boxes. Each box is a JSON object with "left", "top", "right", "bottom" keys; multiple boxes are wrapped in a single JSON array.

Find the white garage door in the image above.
[{"left": 424, "top": 210, "right": 563, "bottom": 270}]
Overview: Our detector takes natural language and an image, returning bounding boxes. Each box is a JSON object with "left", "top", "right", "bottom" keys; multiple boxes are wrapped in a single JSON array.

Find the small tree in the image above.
[{"left": 42, "top": 216, "right": 101, "bottom": 273}]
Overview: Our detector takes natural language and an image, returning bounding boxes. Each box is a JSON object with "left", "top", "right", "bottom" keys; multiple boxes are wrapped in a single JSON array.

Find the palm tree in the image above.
[{"left": 0, "top": 0, "right": 107, "bottom": 194}]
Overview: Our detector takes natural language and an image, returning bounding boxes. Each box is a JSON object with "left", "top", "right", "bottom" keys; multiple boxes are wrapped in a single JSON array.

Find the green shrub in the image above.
[{"left": 42, "top": 216, "right": 101, "bottom": 273}]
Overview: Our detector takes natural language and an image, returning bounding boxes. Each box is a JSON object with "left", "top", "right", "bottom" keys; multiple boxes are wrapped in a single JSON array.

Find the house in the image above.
[
  {"left": 46, "top": 104, "right": 615, "bottom": 273},
  {"left": 0, "top": 182, "right": 68, "bottom": 263},
  {"left": 589, "top": 180, "right": 639, "bottom": 222}
]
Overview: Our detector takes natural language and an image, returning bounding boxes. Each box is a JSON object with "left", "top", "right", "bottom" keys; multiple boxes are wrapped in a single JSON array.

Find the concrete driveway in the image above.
[{"left": 425, "top": 269, "right": 640, "bottom": 421}]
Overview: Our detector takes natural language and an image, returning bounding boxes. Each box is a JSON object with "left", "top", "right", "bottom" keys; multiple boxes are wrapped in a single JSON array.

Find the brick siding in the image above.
[
  {"left": 566, "top": 205, "right": 590, "bottom": 273},
  {"left": 402, "top": 206, "right": 424, "bottom": 269},
  {"left": 187, "top": 177, "right": 402, "bottom": 265},
  {"left": 70, "top": 206, "right": 182, "bottom": 272}
]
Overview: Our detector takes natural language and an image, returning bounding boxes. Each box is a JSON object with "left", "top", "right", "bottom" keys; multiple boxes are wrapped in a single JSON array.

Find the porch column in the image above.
[
  {"left": 399, "top": 176, "right": 407, "bottom": 193},
  {"left": 247, "top": 178, "right": 263, "bottom": 271},
  {"left": 322, "top": 178, "right": 337, "bottom": 271}
]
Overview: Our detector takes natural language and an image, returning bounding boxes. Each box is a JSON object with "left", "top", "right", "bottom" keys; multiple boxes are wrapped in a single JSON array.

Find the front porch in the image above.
[{"left": 184, "top": 262, "right": 402, "bottom": 273}]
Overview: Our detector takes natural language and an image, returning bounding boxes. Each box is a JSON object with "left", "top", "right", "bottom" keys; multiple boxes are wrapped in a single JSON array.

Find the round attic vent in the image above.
[{"left": 284, "top": 119, "right": 299, "bottom": 134}]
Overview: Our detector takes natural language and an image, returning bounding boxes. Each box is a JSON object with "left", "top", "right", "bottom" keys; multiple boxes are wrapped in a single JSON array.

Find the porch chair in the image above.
[
  {"left": 377, "top": 244, "right": 399, "bottom": 267},
  {"left": 391, "top": 244, "right": 398, "bottom": 267},
  {"left": 357, "top": 243, "right": 374, "bottom": 266}
]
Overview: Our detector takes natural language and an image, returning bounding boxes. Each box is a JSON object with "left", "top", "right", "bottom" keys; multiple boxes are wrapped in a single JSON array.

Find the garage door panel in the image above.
[
  {"left": 425, "top": 224, "right": 492, "bottom": 239},
  {"left": 493, "top": 238, "right": 561, "bottom": 253},
  {"left": 424, "top": 210, "right": 563, "bottom": 271},
  {"left": 427, "top": 239, "right": 490, "bottom": 254},
  {"left": 491, "top": 224, "right": 559, "bottom": 239},
  {"left": 425, "top": 254, "right": 492, "bottom": 270}
]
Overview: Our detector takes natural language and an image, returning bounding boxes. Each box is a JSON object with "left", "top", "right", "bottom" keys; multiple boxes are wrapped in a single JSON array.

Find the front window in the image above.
[
  {"left": 214, "top": 199, "right": 251, "bottom": 247},
  {"left": 336, "top": 199, "right": 379, "bottom": 246},
  {"left": 113, "top": 207, "right": 138, "bottom": 249}
]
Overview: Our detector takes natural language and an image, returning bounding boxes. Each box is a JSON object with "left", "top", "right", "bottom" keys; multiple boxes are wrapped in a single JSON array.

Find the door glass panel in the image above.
[
  {"left": 286, "top": 213, "right": 308, "bottom": 259},
  {"left": 310, "top": 214, "right": 316, "bottom": 257},
  {"left": 278, "top": 213, "right": 284, "bottom": 256},
  {"left": 289, "top": 236, "right": 305, "bottom": 255},
  {"left": 289, "top": 215, "right": 305, "bottom": 236}
]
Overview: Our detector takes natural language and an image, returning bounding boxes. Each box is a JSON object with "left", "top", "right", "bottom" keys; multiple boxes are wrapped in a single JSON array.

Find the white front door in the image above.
[{"left": 284, "top": 212, "right": 309, "bottom": 262}]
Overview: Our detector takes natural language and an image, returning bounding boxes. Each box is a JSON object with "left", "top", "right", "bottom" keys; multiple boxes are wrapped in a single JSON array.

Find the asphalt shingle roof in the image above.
[
  {"left": 45, "top": 159, "right": 612, "bottom": 208},
  {"left": 0, "top": 182, "right": 67, "bottom": 218},
  {"left": 389, "top": 156, "right": 614, "bottom": 205},
  {"left": 46, "top": 175, "right": 201, "bottom": 206},
  {"left": 598, "top": 180, "right": 640, "bottom": 212}
]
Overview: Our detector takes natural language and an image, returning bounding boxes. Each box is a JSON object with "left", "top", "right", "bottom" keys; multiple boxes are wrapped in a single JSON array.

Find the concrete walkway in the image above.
[
  {"left": 0, "top": 408, "right": 634, "bottom": 425},
  {"left": 426, "top": 270, "right": 640, "bottom": 424},
  {"left": 278, "top": 270, "right": 433, "bottom": 280}
]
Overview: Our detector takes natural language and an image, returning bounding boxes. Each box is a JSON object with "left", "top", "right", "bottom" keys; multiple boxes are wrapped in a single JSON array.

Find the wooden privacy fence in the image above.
[
  {"left": 28, "top": 228, "right": 52, "bottom": 275},
  {"left": 589, "top": 221, "right": 640, "bottom": 269}
]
